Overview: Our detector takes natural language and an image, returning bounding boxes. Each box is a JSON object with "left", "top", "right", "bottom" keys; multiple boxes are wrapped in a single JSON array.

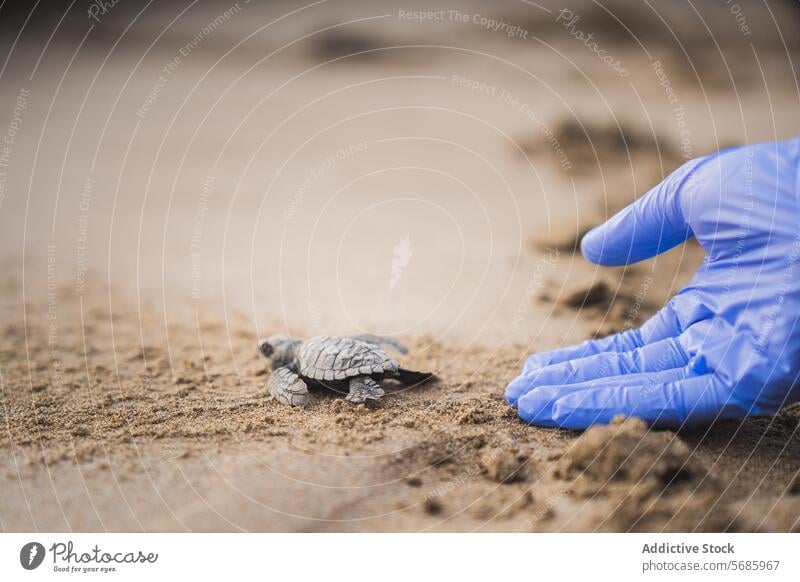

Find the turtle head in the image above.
[{"left": 258, "top": 335, "right": 300, "bottom": 368}]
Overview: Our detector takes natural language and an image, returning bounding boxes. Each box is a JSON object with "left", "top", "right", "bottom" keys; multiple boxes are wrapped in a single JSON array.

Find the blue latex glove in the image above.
[{"left": 507, "top": 138, "right": 800, "bottom": 429}]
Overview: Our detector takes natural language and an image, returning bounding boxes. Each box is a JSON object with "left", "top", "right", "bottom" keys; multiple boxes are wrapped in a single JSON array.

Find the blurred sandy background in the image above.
[{"left": 1, "top": 0, "right": 799, "bottom": 532}]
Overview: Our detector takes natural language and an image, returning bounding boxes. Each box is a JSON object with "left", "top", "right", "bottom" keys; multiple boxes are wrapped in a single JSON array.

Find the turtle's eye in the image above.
[{"left": 258, "top": 341, "right": 273, "bottom": 359}]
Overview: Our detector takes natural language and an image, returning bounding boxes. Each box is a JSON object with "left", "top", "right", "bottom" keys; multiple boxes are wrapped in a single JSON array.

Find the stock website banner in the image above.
[{"left": 0, "top": 534, "right": 797, "bottom": 580}]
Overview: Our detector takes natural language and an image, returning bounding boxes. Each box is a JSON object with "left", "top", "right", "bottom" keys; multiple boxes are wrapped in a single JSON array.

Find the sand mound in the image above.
[
  {"left": 554, "top": 416, "right": 707, "bottom": 498},
  {"left": 547, "top": 416, "right": 758, "bottom": 532}
]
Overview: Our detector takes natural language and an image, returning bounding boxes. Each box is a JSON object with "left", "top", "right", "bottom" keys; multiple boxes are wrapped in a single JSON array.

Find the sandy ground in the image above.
[
  {"left": 2, "top": 287, "right": 799, "bottom": 532},
  {"left": 1, "top": 0, "right": 800, "bottom": 531}
]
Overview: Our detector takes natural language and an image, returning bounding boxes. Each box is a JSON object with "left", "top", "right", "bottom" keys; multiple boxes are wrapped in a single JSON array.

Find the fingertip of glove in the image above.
[
  {"left": 516, "top": 390, "right": 555, "bottom": 426},
  {"left": 504, "top": 379, "right": 525, "bottom": 407},
  {"left": 579, "top": 227, "right": 606, "bottom": 265}
]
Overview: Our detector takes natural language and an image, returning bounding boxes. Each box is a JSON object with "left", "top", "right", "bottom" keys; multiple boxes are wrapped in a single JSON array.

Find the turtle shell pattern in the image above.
[{"left": 296, "top": 336, "right": 399, "bottom": 381}]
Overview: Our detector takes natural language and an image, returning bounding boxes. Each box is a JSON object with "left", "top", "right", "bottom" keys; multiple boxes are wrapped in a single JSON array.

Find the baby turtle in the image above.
[{"left": 257, "top": 334, "right": 435, "bottom": 406}]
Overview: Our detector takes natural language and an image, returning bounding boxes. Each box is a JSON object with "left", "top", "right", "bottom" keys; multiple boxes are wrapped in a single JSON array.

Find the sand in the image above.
[
  {"left": 1, "top": 0, "right": 800, "bottom": 531},
  {"left": 1, "top": 285, "right": 799, "bottom": 532}
]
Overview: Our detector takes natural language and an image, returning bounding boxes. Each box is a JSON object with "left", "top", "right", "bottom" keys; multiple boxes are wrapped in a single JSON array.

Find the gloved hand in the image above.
[{"left": 506, "top": 138, "right": 800, "bottom": 429}]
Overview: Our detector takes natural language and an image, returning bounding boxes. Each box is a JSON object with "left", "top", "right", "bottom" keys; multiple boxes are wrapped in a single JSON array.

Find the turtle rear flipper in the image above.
[
  {"left": 394, "top": 368, "right": 436, "bottom": 386},
  {"left": 346, "top": 376, "right": 385, "bottom": 403},
  {"left": 349, "top": 334, "right": 408, "bottom": 355},
  {"left": 268, "top": 366, "right": 309, "bottom": 407}
]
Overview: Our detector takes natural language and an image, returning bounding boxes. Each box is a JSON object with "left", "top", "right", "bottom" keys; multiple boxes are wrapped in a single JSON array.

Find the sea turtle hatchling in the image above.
[{"left": 257, "top": 334, "right": 435, "bottom": 406}]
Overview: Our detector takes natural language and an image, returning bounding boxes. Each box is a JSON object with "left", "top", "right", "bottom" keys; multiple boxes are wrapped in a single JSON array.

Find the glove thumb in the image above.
[{"left": 580, "top": 161, "right": 698, "bottom": 266}]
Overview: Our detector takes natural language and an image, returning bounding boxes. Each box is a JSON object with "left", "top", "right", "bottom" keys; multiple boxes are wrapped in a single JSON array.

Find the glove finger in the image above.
[
  {"left": 516, "top": 367, "right": 690, "bottom": 427},
  {"left": 522, "top": 297, "right": 683, "bottom": 374},
  {"left": 580, "top": 160, "right": 701, "bottom": 266},
  {"left": 547, "top": 373, "right": 729, "bottom": 429},
  {"left": 507, "top": 336, "right": 689, "bottom": 406}
]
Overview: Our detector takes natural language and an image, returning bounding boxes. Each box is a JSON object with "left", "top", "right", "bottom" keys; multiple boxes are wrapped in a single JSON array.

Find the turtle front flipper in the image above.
[
  {"left": 348, "top": 334, "right": 408, "bottom": 355},
  {"left": 346, "top": 376, "right": 385, "bottom": 403},
  {"left": 268, "top": 366, "right": 309, "bottom": 407}
]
